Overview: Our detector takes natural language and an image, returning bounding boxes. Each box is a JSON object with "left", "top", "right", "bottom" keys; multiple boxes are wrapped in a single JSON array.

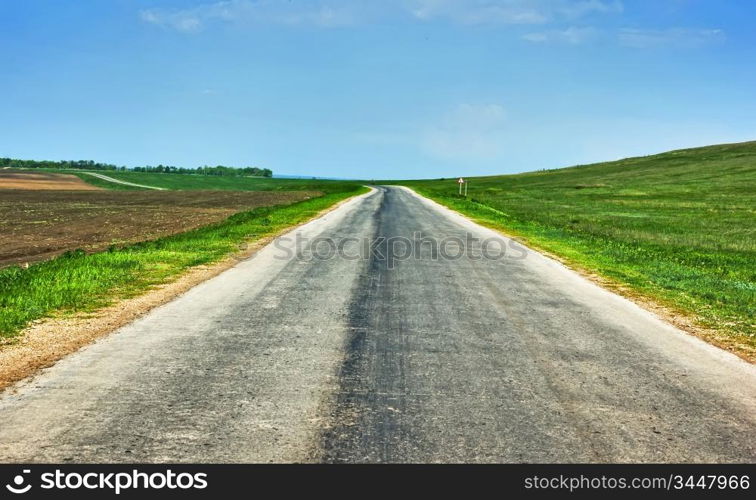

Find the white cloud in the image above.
[
  {"left": 139, "top": 0, "right": 366, "bottom": 33},
  {"left": 139, "top": 0, "right": 623, "bottom": 32},
  {"left": 140, "top": 6, "right": 205, "bottom": 33},
  {"left": 138, "top": 2, "right": 723, "bottom": 58},
  {"left": 558, "top": 0, "right": 622, "bottom": 19},
  {"left": 407, "top": 0, "right": 547, "bottom": 24},
  {"left": 406, "top": 0, "right": 622, "bottom": 25},
  {"left": 421, "top": 104, "right": 509, "bottom": 161},
  {"left": 618, "top": 28, "right": 725, "bottom": 48},
  {"left": 522, "top": 26, "right": 599, "bottom": 44}
]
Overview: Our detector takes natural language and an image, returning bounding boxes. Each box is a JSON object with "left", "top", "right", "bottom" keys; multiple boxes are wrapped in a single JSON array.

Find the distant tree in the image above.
[{"left": 0, "top": 157, "right": 273, "bottom": 177}]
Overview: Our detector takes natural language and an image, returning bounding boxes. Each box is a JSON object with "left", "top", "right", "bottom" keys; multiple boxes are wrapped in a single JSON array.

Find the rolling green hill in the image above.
[{"left": 395, "top": 141, "right": 756, "bottom": 354}]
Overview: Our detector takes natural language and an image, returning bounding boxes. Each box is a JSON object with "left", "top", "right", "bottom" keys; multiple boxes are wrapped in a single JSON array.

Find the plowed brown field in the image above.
[
  {"left": 0, "top": 170, "right": 102, "bottom": 190},
  {"left": 0, "top": 188, "right": 318, "bottom": 267}
]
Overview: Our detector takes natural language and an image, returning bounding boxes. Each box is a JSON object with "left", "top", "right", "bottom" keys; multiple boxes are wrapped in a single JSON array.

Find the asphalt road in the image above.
[{"left": 0, "top": 187, "right": 754, "bottom": 463}]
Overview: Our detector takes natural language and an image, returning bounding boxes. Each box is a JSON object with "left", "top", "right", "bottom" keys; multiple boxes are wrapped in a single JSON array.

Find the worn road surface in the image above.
[{"left": 0, "top": 187, "right": 754, "bottom": 463}]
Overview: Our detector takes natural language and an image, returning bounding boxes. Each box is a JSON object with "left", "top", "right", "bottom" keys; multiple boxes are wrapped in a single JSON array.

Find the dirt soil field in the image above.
[
  {"left": 0, "top": 171, "right": 103, "bottom": 190},
  {"left": 0, "top": 189, "right": 319, "bottom": 267}
]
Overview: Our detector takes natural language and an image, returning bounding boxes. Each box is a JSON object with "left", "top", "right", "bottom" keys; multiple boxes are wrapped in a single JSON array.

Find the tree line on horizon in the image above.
[{"left": 0, "top": 158, "right": 272, "bottom": 178}]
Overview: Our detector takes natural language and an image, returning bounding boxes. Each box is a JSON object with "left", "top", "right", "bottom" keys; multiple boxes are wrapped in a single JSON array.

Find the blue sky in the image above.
[{"left": 1, "top": 1, "right": 755, "bottom": 179}]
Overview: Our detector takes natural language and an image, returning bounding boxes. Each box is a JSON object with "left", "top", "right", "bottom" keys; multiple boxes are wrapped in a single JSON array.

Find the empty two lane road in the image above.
[{"left": 0, "top": 187, "right": 754, "bottom": 463}]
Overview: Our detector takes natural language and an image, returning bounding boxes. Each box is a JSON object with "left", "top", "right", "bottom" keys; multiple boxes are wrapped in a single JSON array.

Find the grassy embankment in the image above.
[
  {"left": 396, "top": 141, "right": 756, "bottom": 352},
  {"left": 0, "top": 176, "right": 366, "bottom": 339}
]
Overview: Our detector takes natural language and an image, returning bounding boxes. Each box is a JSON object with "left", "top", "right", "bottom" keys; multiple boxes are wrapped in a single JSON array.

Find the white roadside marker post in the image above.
[{"left": 458, "top": 177, "right": 464, "bottom": 196}]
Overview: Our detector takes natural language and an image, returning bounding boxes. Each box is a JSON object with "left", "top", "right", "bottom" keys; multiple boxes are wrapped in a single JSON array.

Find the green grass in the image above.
[
  {"left": 393, "top": 141, "right": 756, "bottom": 348},
  {"left": 68, "top": 170, "right": 360, "bottom": 194},
  {"left": 0, "top": 187, "right": 367, "bottom": 338}
]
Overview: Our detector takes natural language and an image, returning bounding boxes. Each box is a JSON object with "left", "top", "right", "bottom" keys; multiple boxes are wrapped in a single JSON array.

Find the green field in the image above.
[
  {"left": 0, "top": 177, "right": 366, "bottom": 338},
  {"left": 394, "top": 141, "right": 756, "bottom": 352},
  {"left": 69, "top": 170, "right": 360, "bottom": 194}
]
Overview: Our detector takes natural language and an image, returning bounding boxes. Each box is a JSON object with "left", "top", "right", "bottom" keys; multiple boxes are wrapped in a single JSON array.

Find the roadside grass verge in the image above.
[
  {"left": 393, "top": 141, "right": 756, "bottom": 354},
  {"left": 0, "top": 187, "right": 367, "bottom": 339}
]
